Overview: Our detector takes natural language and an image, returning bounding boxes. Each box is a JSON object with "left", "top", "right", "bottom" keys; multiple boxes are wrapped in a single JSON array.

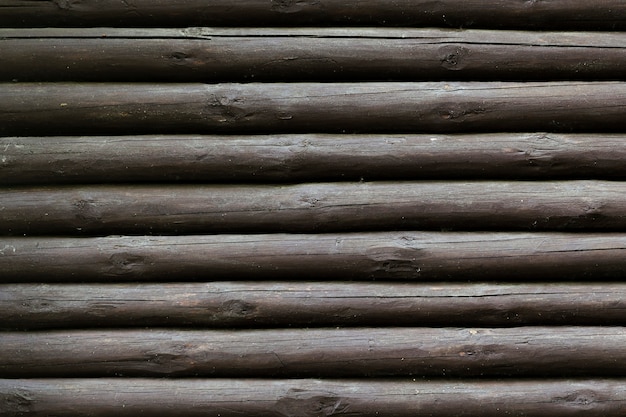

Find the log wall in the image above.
[{"left": 1, "top": 2, "right": 626, "bottom": 416}]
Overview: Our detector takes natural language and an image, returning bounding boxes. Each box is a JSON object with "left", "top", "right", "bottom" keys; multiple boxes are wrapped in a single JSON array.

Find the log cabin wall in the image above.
[{"left": 1, "top": 1, "right": 626, "bottom": 415}]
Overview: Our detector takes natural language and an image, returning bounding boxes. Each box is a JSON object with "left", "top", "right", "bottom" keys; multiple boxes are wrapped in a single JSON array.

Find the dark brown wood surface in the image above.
[
  {"left": 2, "top": 181, "right": 625, "bottom": 235},
  {"left": 3, "top": 282, "right": 626, "bottom": 329},
  {"left": 2, "top": 327, "right": 626, "bottom": 377},
  {"left": 3, "top": 378, "right": 626, "bottom": 417},
  {"left": 1, "top": 0, "right": 624, "bottom": 30},
  {"left": 3, "top": 133, "right": 626, "bottom": 184},
  {"left": 2, "top": 82, "right": 626, "bottom": 136},
  {"left": 3, "top": 233, "right": 624, "bottom": 282},
  {"left": 3, "top": 0, "right": 626, "bottom": 414},
  {"left": 2, "top": 29, "right": 626, "bottom": 82}
]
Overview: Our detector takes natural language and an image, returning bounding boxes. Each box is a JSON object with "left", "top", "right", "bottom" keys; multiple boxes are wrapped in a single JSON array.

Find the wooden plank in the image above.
[
  {"left": 3, "top": 133, "right": 626, "bottom": 185},
  {"left": 2, "top": 327, "right": 626, "bottom": 377},
  {"left": 2, "top": 82, "right": 626, "bottom": 136},
  {"left": 2, "top": 29, "right": 626, "bottom": 82},
  {"left": 3, "top": 282, "right": 626, "bottom": 329},
  {"left": 1, "top": 0, "right": 624, "bottom": 30},
  {"left": 2, "top": 379, "right": 626, "bottom": 417},
  {"left": 1, "top": 181, "right": 625, "bottom": 235},
  {"left": 2, "top": 233, "right": 625, "bottom": 283}
]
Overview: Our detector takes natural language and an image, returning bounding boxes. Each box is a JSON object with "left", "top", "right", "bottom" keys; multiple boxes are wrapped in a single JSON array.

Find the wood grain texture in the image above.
[
  {"left": 3, "top": 1, "right": 626, "bottom": 414},
  {"left": 3, "top": 282, "right": 626, "bottom": 329},
  {"left": 3, "top": 233, "right": 625, "bottom": 282},
  {"left": 2, "top": 82, "right": 626, "bottom": 136},
  {"left": 1, "top": 0, "right": 624, "bottom": 30},
  {"left": 3, "top": 133, "right": 626, "bottom": 185},
  {"left": 2, "top": 29, "right": 626, "bottom": 82},
  {"left": 2, "top": 327, "right": 626, "bottom": 377},
  {"left": 2, "top": 181, "right": 625, "bottom": 235},
  {"left": 2, "top": 379, "right": 626, "bottom": 416}
]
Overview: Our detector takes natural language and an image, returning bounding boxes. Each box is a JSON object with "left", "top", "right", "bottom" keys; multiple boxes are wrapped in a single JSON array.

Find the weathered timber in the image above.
[
  {"left": 2, "top": 233, "right": 625, "bottom": 282},
  {"left": 3, "top": 133, "right": 626, "bottom": 185},
  {"left": 1, "top": 181, "right": 625, "bottom": 235},
  {"left": 2, "top": 29, "right": 626, "bottom": 82},
  {"left": 2, "top": 379, "right": 626, "bottom": 417},
  {"left": 1, "top": 0, "right": 624, "bottom": 30},
  {"left": 2, "top": 327, "right": 626, "bottom": 377},
  {"left": 2, "top": 82, "right": 626, "bottom": 136},
  {"left": 3, "top": 283, "right": 626, "bottom": 329}
]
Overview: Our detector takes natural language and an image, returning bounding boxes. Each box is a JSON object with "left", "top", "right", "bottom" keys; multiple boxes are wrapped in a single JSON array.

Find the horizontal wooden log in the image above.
[
  {"left": 2, "top": 82, "right": 626, "bottom": 136},
  {"left": 2, "top": 233, "right": 625, "bottom": 282},
  {"left": 2, "top": 379, "right": 626, "bottom": 417},
  {"left": 2, "top": 182, "right": 625, "bottom": 235},
  {"left": 2, "top": 29, "right": 626, "bottom": 82},
  {"left": 3, "top": 133, "right": 626, "bottom": 185},
  {"left": 3, "top": 282, "right": 626, "bottom": 329},
  {"left": 2, "top": 327, "right": 626, "bottom": 377},
  {"left": 1, "top": 0, "right": 624, "bottom": 30}
]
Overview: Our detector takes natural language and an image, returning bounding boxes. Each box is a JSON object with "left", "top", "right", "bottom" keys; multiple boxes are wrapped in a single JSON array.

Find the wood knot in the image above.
[
  {"left": 73, "top": 198, "right": 102, "bottom": 224},
  {"left": 53, "top": 0, "right": 80, "bottom": 10},
  {"left": 108, "top": 253, "right": 146, "bottom": 275},
  {"left": 556, "top": 389, "right": 601, "bottom": 408},
  {"left": 440, "top": 46, "right": 470, "bottom": 70},
  {"left": 276, "top": 389, "right": 349, "bottom": 417},
  {"left": 438, "top": 103, "right": 487, "bottom": 121},
  {"left": 169, "top": 52, "right": 191, "bottom": 61},
  {"left": 4, "top": 390, "right": 34, "bottom": 413},
  {"left": 271, "top": 0, "right": 318, "bottom": 13},
  {"left": 220, "top": 300, "right": 256, "bottom": 317}
]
